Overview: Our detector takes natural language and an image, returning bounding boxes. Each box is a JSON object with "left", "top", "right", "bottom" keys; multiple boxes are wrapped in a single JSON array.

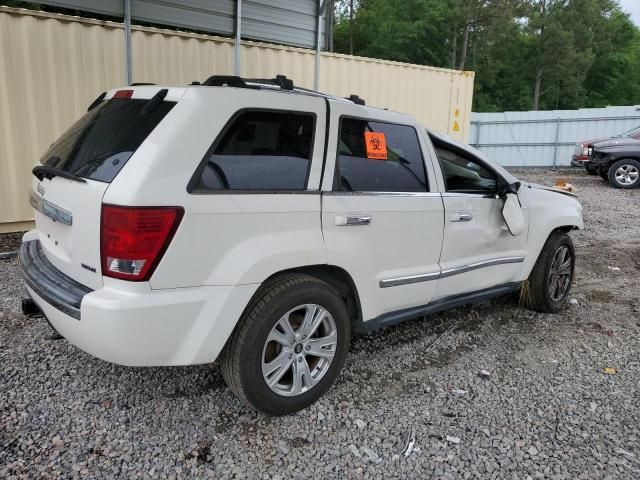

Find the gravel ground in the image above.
[
  {"left": 1, "top": 168, "right": 640, "bottom": 479},
  {"left": 0, "top": 232, "right": 22, "bottom": 255}
]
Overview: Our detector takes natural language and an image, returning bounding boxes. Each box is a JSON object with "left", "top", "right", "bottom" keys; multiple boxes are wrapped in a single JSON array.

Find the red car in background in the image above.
[{"left": 572, "top": 125, "right": 640, "bottom": 174}]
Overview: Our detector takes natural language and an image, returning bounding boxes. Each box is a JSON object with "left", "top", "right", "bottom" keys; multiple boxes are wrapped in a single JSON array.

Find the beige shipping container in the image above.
[{"left": 0, "top": 6, "right": 474, "bottom": 232}]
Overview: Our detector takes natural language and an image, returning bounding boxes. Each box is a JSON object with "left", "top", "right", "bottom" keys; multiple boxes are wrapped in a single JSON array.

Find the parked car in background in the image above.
[
  {"left": 572, "top": 125, "right": 640, "bottom": 174},
  {"left": 19, "top": 76, "right": 583, "bottom": 414},
  {"left": 590, "top": 137, "right": 640, "bottom": 188}
]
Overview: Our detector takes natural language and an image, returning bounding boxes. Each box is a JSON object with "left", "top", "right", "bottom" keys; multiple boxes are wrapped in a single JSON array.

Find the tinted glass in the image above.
[
  {"left": 194, "top": 111, "right": 315, "bottom": 191},
  {"left": 40, "top": 98, "right": 175, "bottom": 183},
  {"left": 434, "top": 145, "right": 497, "bottom": 193},
  {"left": 335, "top": 118, "right": 427, "bottom": 192}
]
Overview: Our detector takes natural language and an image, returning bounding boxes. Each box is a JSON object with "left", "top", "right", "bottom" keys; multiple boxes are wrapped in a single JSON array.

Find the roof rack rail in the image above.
[
  {"left": 200, "top": 74, "right": 294, "bottom": 91},
  {"left": 244, "top": 74, "right": 294, "bottom": 90},
  {"left": 202, "top": 75, "right": 259, "bottom": 89},
  {"left": 347, "top": 94, "right": 365, "bottom": 105},
  {"left": 197, "top": 74, "right": 366, "bottom": 106},
  {"left": 130, "top": 82, "right": 156, "bottom": 86}
]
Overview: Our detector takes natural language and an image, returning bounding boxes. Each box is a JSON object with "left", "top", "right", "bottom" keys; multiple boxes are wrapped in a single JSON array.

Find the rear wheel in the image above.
[
  {"left": 221, "top": 274, "right": 350, "bottom": 415},
  {"left": 608, "top": 159, "right": 640, "bottom": 189},
  {"left": 523, "top": 231, "right": 575, "bottom": 313},
  {"left": 585, "top": 165, "right": 598, "bottom": 175}
]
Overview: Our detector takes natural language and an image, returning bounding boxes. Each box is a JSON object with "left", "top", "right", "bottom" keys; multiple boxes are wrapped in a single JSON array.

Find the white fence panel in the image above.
[{"left": 471, "top": 106, "right": 640, "bottom": 167}]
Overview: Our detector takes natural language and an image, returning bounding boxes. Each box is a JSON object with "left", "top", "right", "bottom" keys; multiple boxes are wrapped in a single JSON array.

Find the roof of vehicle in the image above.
[{"left": 105, "top": 74, "right": 419, "bottom": 129}]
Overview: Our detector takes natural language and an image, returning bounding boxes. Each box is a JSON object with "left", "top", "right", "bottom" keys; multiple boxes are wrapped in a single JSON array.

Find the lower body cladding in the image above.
[{"left": 20, "top": 241, "right": 258, "bottom": 367}]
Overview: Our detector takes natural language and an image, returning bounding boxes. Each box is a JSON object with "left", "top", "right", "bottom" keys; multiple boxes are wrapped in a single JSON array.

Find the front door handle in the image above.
[
  {"left": 451, "top": 212, "right": 473, "bottom": 222},
  {"left": 335, "top": 215, "right": 371, "bottom": 226}
]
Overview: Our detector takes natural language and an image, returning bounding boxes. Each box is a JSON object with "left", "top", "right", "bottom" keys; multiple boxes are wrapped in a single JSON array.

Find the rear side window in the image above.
[
  {"left": 192, "top": 110, "right": 315, "bottom": 192},
  {"left": 40, "top": 98, "right": 175, "bottom": 183},
  {"left": 335, "top": 118, "right": 428, "bottom": 192}
]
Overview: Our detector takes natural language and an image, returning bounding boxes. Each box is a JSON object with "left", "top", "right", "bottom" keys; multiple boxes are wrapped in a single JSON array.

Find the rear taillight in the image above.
[{"left": 100, "top": 205, "right": 184, "bottom": 281}]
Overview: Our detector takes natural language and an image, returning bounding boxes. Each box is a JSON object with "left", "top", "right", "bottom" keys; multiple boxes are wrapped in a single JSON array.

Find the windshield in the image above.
[
  {"left": 40, "top": 98, "right": 175, "bottom": 183},
  {"left": 616, "top": 125, "right": 640, "bottom": 138}
]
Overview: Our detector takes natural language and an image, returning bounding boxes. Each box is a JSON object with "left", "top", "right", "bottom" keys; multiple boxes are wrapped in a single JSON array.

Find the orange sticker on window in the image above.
[{"left": 364, "top": 132, "right": 387, "bottom": 160}]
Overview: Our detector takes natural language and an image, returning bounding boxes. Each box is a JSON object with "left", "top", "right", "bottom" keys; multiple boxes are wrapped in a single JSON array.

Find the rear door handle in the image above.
[
  {"left": 451, "top": 212, "right": 473, "bottom": 222},
  {"left": 335, "top": 215, "right": 371, "bottom": 226}
]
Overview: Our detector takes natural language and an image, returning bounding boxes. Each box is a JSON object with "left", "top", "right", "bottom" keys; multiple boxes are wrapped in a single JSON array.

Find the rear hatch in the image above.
[{"left": 30, "top": 87, "right": 180, "bottom": 289}]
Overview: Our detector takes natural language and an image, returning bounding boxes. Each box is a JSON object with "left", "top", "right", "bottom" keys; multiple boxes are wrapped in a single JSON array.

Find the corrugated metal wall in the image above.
[
  {"left": 0, "top": 7, "right": 474, "bottom": 231},
  {"left": 39, "top": 0, "right": 327, "bottom": 49},
  {"left": 471, "top": 106, "right": 640, "bottom": 167}
]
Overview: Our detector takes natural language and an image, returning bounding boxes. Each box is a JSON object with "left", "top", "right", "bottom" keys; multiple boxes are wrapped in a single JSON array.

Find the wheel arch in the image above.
[
  {"left": 258, "top": 265, "right": 363, "bottom": 330},
  {"left": 521, "top": 218, "right": 581, "bottom": 282},
  {"left": 608, "top": 156, "right": 640, "bottom": 167}
]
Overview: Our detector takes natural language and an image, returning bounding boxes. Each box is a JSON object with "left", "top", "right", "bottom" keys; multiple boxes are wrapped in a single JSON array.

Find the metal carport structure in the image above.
[{"left": 38, "top": 0, "right": 331, "bottom": 88}]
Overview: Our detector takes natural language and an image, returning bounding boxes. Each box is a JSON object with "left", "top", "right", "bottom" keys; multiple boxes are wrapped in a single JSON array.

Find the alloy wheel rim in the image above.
[
  {"left": 548, "top": 245, "right": 572, "bottom": 302},
  {"left": 261, "top": 304, "right": 337, "bottom": 397},
  {"left": 615, "top": 165, "right": 639, "bottom": 185}
]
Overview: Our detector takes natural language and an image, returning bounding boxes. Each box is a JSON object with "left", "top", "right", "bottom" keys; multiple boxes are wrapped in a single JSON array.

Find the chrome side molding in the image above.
[
  {"left": 379, "top": 271, "right": 441, "bottom": 288},
  {"left": 379, "top": 256, "right": 525, "bottom": 288}
]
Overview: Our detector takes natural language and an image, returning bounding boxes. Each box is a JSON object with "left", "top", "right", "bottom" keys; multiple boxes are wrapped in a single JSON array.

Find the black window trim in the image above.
[
  {"left": 332, "top": 115, "right": 430, "bottom": 193},
  {"left": 187, "top": 107, "right": 319, "bottom": 195},
  {"left": 429, "top": 133, "right": 505, "bottom": 197}
]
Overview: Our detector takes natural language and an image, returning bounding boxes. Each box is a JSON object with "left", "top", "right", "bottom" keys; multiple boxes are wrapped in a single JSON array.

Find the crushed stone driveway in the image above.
[{"left": 1, "top": 169, "right": 640, "bottom": 479}]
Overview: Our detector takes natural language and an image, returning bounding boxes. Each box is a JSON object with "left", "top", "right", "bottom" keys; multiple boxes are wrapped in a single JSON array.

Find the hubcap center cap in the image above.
[{"left": 294, "top": 343, "right": 303, "bottom": 354}]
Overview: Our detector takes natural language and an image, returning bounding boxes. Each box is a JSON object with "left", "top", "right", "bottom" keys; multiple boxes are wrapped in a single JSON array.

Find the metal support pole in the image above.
[
  {"left": 234, "top": 0, "right": 241, "bottom": 76},
  {"left": 552, "top": 117, "right": 561, "bottom": 169},
  {"left": 315, "top": 1, "right": 326, "bottom": 91},
  {"left": 475, "top": 122, "right": 481, "bottom": 148},
  {"left": 124, "top": 0, "right": 132, "bottom": 85}
]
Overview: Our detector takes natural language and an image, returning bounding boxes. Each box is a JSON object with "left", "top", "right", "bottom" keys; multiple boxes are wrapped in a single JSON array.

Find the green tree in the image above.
[
  {"left": 333, "top": 0, "right": 640, "bottom": 112},
  {"left": 334, "top": 0, "right": 452, "bottom": 66}
]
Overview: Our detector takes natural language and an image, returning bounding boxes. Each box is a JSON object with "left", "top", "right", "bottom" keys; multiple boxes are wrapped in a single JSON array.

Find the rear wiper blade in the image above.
[{"left": 33, "top": 165, "right": 86, "bottom": 183}]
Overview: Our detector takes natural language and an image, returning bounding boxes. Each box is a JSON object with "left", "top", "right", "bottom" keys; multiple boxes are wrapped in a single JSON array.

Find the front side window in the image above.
[
  {"left": 433, "top": 143, "right": 497, "bottom": 194},
  {"left": 193, "top": 110, "right": 315, "bottom": 191},
  {"left": 335, "top": 118, "right": 428, "bottom": 192}
]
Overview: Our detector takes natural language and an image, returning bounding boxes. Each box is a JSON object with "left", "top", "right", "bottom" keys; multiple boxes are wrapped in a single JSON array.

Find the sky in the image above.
[{"left": 619, "top": 0, "right": 640, "bottom": 26}]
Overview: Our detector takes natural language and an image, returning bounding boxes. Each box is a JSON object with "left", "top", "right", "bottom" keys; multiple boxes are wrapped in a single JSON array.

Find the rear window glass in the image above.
[
  {"left": 192, "top": 110, "right": 315, "bottom": 192},
  {"left": 40, "top": 98, "right": 175, "bottom": 183}
]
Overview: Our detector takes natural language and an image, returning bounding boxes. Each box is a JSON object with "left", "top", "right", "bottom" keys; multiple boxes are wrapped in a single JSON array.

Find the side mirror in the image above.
[
  {"left": 501, "top": 192, "right": 526, "bottom": 236},
  {"left": 497, "top": 179, "right": 521, "bottom": 198}
]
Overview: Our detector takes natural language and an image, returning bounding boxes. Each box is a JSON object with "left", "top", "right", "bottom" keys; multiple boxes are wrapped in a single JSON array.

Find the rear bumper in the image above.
[
  {"left": 20, "top": 240, "right": 258, "bottom": 366},
  {"left": 19, "top": 240, "right": 91, "bottom": 320}
]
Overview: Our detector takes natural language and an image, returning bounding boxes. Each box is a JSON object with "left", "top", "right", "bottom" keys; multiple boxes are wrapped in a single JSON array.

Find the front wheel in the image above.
[
  {"left": 523, "top": 231, "right": 575, "bottom": 313},
  {"left": 608, "top": 159, "right": 640, "bottom": 189},
  {"left": 220, "top": 274, "right": 350, "bottom": 415}
]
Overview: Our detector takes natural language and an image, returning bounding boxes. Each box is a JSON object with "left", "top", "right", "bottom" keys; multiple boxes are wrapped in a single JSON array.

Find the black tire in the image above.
[
  {"left": 585, "top": 165, "right": 598, "bottom": 175},
  {"left": 523, "top": 231, "right": 575, "bottom": 313},
  {"left": 220, "top": 274, "right": 350, "bottom": 415},
  {"left": 607, "top": 159, "right": 640, "bottom": 189}
]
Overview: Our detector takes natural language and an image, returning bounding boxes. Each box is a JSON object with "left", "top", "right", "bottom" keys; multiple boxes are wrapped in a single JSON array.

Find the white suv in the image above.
[{"left": 19, "top": 76, "right": 583, "bottom": 415}]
